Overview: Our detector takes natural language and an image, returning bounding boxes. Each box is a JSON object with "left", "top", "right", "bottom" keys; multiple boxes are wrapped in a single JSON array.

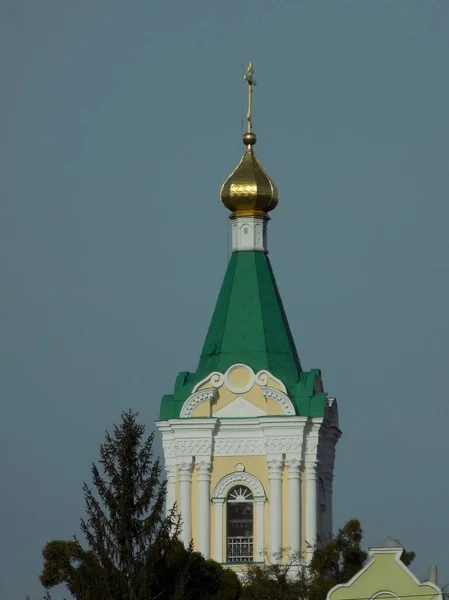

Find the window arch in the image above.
[{"left": 226, "top": 485, "right": 254, "bottom": 563}]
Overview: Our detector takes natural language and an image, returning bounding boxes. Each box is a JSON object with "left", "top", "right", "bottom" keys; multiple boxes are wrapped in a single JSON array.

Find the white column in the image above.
[
  {"left": 178, "top": 461, "right": 193, "bottom": 547},
  {"left": 254, "top": 497, "right": 265, "bottom": 562},
  {"left": 286, "top": 458, "right": 301, "bottom": 559},
  {"left": 267, "top": 458, "right": 283, "bottom": 562},
  {"left": 305, "top": 461, "right": 318, "bottom": 561},
  {"left": 196, "top": 461, "right": 211, "bottom": 559},
  {"left": 165, "top": 465, "right": 177, "bottom": 517},
  {"left": 213, "top": 499, "right": 224, "bottom": 563}
]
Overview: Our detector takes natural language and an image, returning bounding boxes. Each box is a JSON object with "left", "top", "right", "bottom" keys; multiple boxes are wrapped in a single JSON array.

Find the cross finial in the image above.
[{"left": 243, "top": 61, "right": 257, "bottom": 133}]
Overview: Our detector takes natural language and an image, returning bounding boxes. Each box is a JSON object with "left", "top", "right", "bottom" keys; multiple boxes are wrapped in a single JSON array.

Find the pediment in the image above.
[{"left": 214, "top": 396, "right": 267, "bottom": 418}]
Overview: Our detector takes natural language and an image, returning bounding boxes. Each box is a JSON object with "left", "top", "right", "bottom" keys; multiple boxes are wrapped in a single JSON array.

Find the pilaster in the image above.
[
  {"left": 286, "top": 458, "right": 302, "bottom": 559},
  {"left": 305, "top": 461, "right": 318, "bottom": 561},
  {"left": 254, "top": 497, "right": 266, "bottom": 561},
  {"left": 267, "top": 458, "right": 283, "bottom": 561},
  {"left": 196, "top": 460, "right": 212, "bottom": 558},
  {"left": 213, "top": 498, "right": 225, "bottom": 563},
  {"left": 178, "top": 460, "right": 193, "bottom": 547}
]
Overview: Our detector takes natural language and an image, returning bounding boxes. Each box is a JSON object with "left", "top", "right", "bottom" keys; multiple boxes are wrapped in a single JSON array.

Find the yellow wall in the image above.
[
  {"left": 191, "top": 366, "right": 288, "bottom": 418},
  {"left": 173, "top": 453, "right": 311, "bottom": 564},
  {"left": 211, "top": 455, "right": 270, "bottom": 562},
  {"left": 171, "top": 454, "right": 310, "bottom": 564}
]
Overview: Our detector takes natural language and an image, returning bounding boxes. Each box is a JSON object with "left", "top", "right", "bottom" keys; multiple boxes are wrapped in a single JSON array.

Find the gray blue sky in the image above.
[{"left": 1, "top": 1, "right": 448, "bottom": 598}]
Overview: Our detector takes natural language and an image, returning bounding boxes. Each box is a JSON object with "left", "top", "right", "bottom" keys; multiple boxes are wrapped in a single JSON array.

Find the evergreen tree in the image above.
[
  {"left": 308, "top": 519, "right": 368, "bottom": 600},
  {"left": 40, "top": 410, "right": 240, "bottom": 600}
]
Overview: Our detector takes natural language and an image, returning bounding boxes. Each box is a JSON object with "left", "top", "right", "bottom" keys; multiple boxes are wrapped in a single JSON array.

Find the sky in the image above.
[{"left": 1, "top": 1, "right": 448, "bottom": 598}]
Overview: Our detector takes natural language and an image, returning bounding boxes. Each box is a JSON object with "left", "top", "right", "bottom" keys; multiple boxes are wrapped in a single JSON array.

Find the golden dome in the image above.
[{"left": 220, "top": 132, "right": 279, "bottom": 218}]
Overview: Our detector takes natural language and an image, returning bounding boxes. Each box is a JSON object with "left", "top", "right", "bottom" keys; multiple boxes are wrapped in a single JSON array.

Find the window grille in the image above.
[{"left": 226, "top": 485, "right": 254, "bottom": 563}]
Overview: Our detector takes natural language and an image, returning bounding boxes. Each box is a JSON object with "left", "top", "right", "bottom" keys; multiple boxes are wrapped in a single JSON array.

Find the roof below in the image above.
[{"left": 160, "top": 251, "right": 328, "bottom": 420}]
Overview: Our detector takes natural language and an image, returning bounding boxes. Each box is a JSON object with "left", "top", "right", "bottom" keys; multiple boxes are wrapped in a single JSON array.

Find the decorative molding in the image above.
[
  {"left": 261, "top": 387, "right": 295, "bottom": 415},
  {"left": 180, "top": 389, "right": 217, "bottom": 418},
  {"left": 267, "top": 459, "right": 283, "bottom": 480},
  {"left": 304, "top": 461, "right": 319, "bottom": 478},
  {"left": 177, "top": 461, "right": 193, "bottom": 482},
  {"left": 172, "top": 438, "right": 212, "bottom": 457},
  {"left": 213, "top": 435, "right": 305, "bottom": 457},
  {"left": 196, "top": 460, "right": 212, "bottom": 482},
  {"left": 163, "top": 442, "right": 177, "bottom": 458},
  {"left": 213, "top": 471, "right": 266, "bottom": 499},
  {"left": 286, "top": 458, "right": 302, "bottom": 478},
  {"left": 305, "top": 438, "right": 319, "bottom": 456},
  {"left": 256, "top": 371, "right": 287, "bottom": 393},
  {"left": 265, "top": 436, "right": 302, "bottom": 455},
  {"left": 180, "top": 364, "right": 294, "bottom": 420},
  {"left": 214, "top": 437, "right": 265, "bottom": 456},
  {"left": 165, "top": 465, "right": 177, "bottom": 483},
  {"left": 191, "top": 363, "right": 287, "bottom": 396},
  {"left": 254, "top": 496, "right": 266, "bottom": 504}
]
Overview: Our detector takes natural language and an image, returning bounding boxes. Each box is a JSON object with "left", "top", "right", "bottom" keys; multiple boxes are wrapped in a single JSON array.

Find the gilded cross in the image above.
[{"left": 243, "top": 61, "right": 256, "bottom": 133}]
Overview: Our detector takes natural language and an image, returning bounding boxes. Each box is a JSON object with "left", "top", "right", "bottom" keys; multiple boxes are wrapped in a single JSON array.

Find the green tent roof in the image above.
[
  {"left": 198, "top": 251, "right": 302, "bottom": 382},
  {"left": 160, "top": 251, "right": 327, "bottom": 420}
]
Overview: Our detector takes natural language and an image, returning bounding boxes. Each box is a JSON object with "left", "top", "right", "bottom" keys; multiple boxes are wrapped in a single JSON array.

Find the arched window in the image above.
[{"left": 226, "top": 485, "right": 254, "bottom": 563}]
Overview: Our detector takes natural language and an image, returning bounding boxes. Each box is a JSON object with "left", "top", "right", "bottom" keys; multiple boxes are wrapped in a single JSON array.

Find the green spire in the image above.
[
  {"left": 198, "top": 252, "right": 301, "bottom": 383},
  {"left": 159, "top": 251, "right": 327, "bottom": 420}
]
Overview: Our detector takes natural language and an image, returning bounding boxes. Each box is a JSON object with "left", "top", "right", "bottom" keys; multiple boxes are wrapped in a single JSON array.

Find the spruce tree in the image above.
[
  {"left": 41, "top": 410, "right": 181, "bottom": 599},
  {"left": 41, "top": 411, "right": 240, "bottom": 600}
]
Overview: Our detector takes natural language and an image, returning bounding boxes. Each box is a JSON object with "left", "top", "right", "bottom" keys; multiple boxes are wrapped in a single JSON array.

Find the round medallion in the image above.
[{"left": 225, "top": 364, "right": 255, "bottom": 394}]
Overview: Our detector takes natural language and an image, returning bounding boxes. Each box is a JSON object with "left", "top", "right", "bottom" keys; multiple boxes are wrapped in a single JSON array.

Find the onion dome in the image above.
[{"left": 220, "top": 131, "right": 279, "bottom": 218}]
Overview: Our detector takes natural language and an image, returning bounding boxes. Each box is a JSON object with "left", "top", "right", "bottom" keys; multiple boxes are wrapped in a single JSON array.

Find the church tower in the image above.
[{"left": 156, "top": 63, "right": 341, "bottom": 570}]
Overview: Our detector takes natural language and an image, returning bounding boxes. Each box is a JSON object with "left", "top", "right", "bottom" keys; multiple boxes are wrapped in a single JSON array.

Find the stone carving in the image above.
[
  {"left": 177, "top": 461, "right": 193, "bottom": 480},
  {"left": 256, "top": 370, "right": 287, "bottom": 392},
  {"left": 267, "top": 459, "right": 283, "bottom": 480},
  {"left": 304, "top": 461, "right": 319, "bottom": 477},
  {"left": 190, "top": 363, "right": 287, "bottom": 399},
  {"left": 180, "top": 389, "right": 217, "bottom": 418},
  {"left": 214, "top": 438, "right": 265, "bottom": 456},
  {"left": 305, "top": 438, "right": 319, "bottom": 456},
  {"left": 265, "top": 437, "right": 302, "bottom": 454},
  {"left": 260, "top": 388, "right": 295, "bottom": 415},
  {"left": 285, "top": 458, "right": 302, "bottom": 478},
  {"left": 163, "top": 441, "right": 177, "bottom": 457},
  {"left": 165, "top": 465, "right": 177, "bottom": 483},
  {"left": 196, "top": 460, "right": 212, "bottom": 481},
  {"left": 213, "top": 435, "right": 304, "bottom": 457},
  {"left": 214, "top": 471, "right": 266, "bottom": 499},
  {"left": 175, "top": 438, "right": 212, "bottom": 457}
]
